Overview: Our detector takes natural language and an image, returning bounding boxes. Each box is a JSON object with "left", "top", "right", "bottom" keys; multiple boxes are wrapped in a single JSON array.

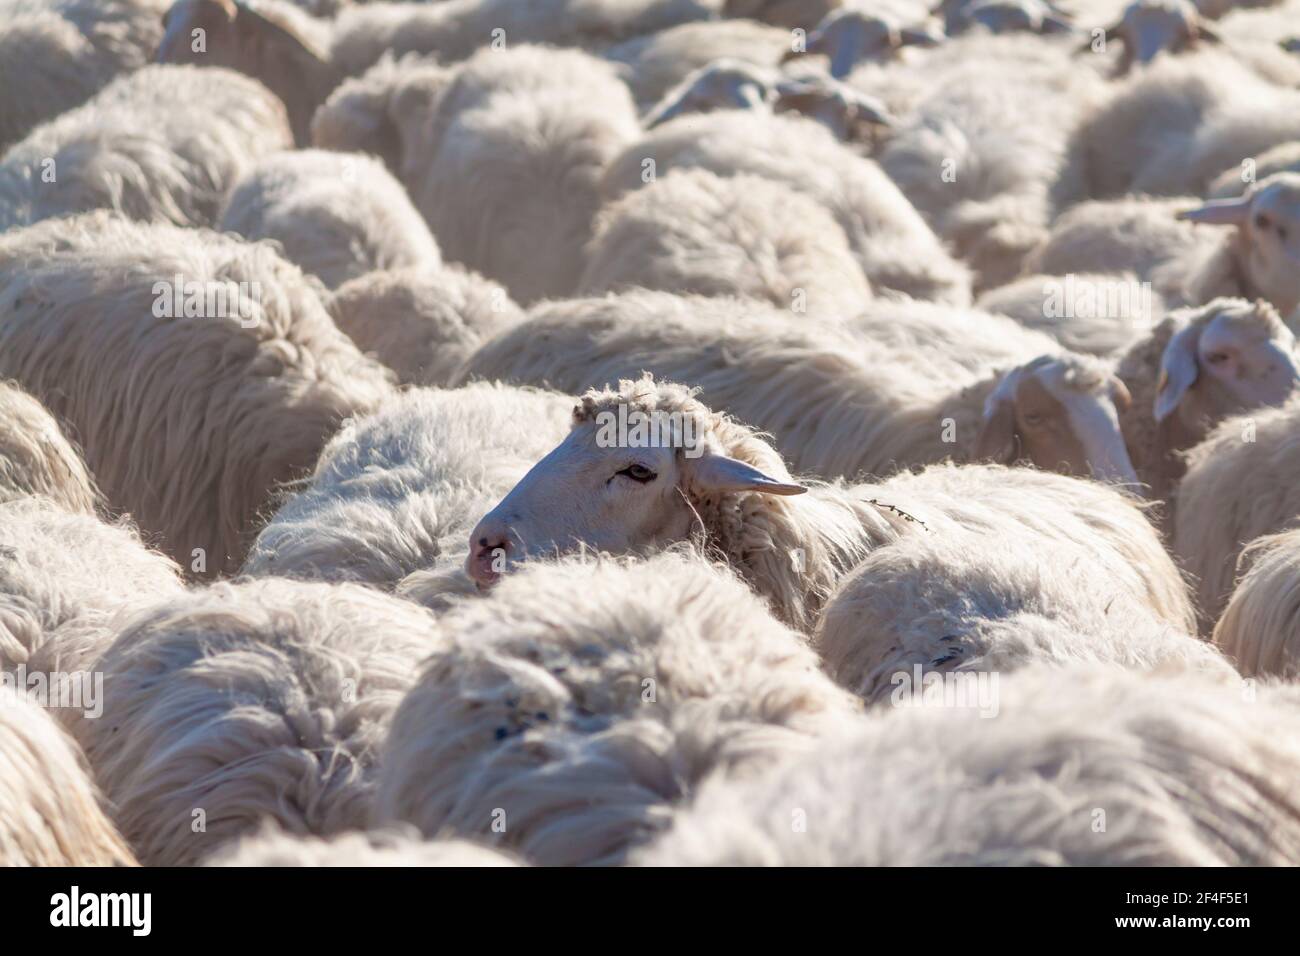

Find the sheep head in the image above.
[
  {"left": 784, "top": 9, "right": 944, "bottom": 79},
  {"left": 644, "top": 60, "right": 778, "bottom": 128},
  {"left": 1097, "top": 0, "right": 1220, "bottom": 72},
  {"left": 942, "top": 0, "right": 1074, "bottom": 35},
  {"left": 975, "top": 355, "right": 1139, "bottom": 487},
  {"left": 1153, "top": 298, "right": 1299, "bottom": 431},
  {"left": 157, "top": 0, "right": 340, "bottom": 145},
  {"left": 1180, "top": 174, "right": 1300, "bottom": 318},
  {"left": 772, "top": 72, "right": 896, "bottom": 143},
  {"left": 466, "top": 378, "right": 805, "bottom": 589}
]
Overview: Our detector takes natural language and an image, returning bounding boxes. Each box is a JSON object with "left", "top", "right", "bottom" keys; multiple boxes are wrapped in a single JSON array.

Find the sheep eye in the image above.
[
  {"left": 617, "top": 464, "right": 656, "bottom": 483},
  {"left": 1205, "top": 352, "right": 1230, "bottom": 365},
  {"left": 1022, "top": 413, "right": 1045, "bottom": 427},
  {"left": 1256, "top": 214, "right": 1272, "bottom": 231}
]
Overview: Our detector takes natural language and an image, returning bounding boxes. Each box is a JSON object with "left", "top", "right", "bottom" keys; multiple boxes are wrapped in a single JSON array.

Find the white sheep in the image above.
[
  {"left": 0, "top": 497, "right": 184, "bottom": 676},
  {"left": 579, "top": 168, "right": 873, "bottom": 318},
  {"left": 159, "top": 0, "right": 711, "bottom": 138},
  {"left": 158, "top": 0, "right": 342, "bottom": 145},
  {"left": 599, "top": 110, "right": 972, "bottom": 305},
  {"left": 217, "top": 149, "right": 441, "bottom": 291},
  {"left": 0, "top": 688, "right": 137, "bottom": 866},
  {"left": 1173, "top": 396, "right": 1300, "bottom": 624},
  {"left": 43, "top": 0, "right": 169, "bottom": 69},
  {"left": 462, "top": 376, "right": 1193, "bottom": 634},
  {"left": 1053, "top": 51, "right": 1300, "bottom": 208},
  {"left": 72, "top": 577, "right": 444, "bottom": 867},
  {"left": 464, "top": 292, "right": 1298, "bottom": 499},
  {"left": 381, "top": 45, "right": 641, "bottom": 304},
  {"left": 1207, "top": 140, "right": 1300, "bottom": 198},
  {"left": 330, "top": 0, "right": 717, "bottom": 78},
  {"left": 458, "top": 290, "right": 1150, "bottom": 489},
  {"left": 975, "top": 272, "right": 1160, "bottom": 356},
  {"left": 375, "top": 549, "right": 859, "bottom": 866},
  {"left": 944, "top": 0, "right": 1075, "bottom": 34},
  {"left": 328, "top": 266, "right": 523, "bottom": 388},
  {"left": 1088, "top": 0, "right": 1300, "bottom": 85},
  {"left": 634, "top": 665, "right": 1300, "bottom": 865},
  {"left": 1211, "top": 528, "right": 1300, "bottom": 677},
  {"left": 814, "top": 483, "right": 1230, "bottom": 703},
  {"left": 779, "top": 6, "right": 943, "bottom": 80},
  {"left": 205, "top": 826, "right": 522, "bottom": 867},
  {"left": 641, "top": 59, "right": 897, "bottom": 148},
  {"left": 1023, "top": 195, "right": 1221, "bottom": 306},
  {"left": 0, "top": 212, "right": 393, "bottom": 576},
  {"left": 843, "top": 295, "right": 1061, "bottom": 377},
  {"left": 0, "top": 64, "right": 293, "bottom": 231},
  {"left": 602, "top": 18, "right": 792, "bottom": 111},
  {"left": 0, "top": 381, "right": 99, "bottom": 514},
  {"left": 242, "top": 383, "right": 575, "bottom": 591},
  {"left": 0, "top": 0, "right": 167, "bottom": 153},
  {"left": 1175, "top": 173, "right": 1300, "bottom": 318},
  {"left": 1089, "top": 0, "right": 1224, "bottom": 72},
  {"left": 1113, "top": 297, "right": 1299, "bottom": 499},
  {"left": 309, "top": 52, "right": 441, "bottom": 178},
  {"left": 866, "top": 32, "right": 1106, "bottom": 290}
]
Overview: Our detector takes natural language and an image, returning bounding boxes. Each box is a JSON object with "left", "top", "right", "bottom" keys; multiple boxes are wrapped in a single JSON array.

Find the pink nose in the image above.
[{"left": 466, "top": 526, "right": 512, "bottom": 589}]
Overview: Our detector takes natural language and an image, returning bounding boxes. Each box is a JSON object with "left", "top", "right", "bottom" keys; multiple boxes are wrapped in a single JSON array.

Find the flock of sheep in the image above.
[{"left": 4, "top": 0, "right": 1300, "bottom": 869}]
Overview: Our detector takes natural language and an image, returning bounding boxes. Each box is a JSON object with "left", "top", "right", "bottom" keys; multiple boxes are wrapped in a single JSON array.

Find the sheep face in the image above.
[
  {"left": 786, "top": 10, "right": 943, "bottom": 79},
  {"left": 975, "top": 356, "right": 1140, "bottom": 485},
  {"left": 466, "top": 383, "right": 804, "bottom": 588},
  {"left": 645, "top": 61, "right": 775, "bottom": 128},
  {"left": 1180, "top": 175, "right": 1300, "bottom": 318},
  {"left": 1105, "top": 0, "right": 1219, "bottom": 71},
  {"left": 953, "top": 0, "right": 1074, "bottom": 35},
  {"left": 772, "top": 72, "right": 895, "bottom": 142},
  {"left": 1154, "top": 299, "right": 1300, "bottom": 430}
]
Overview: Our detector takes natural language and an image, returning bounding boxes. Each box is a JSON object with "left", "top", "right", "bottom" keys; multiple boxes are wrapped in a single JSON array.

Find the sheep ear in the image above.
[
  {"left": 1155, "top": 323, "right": 1202, "bottom": 422},
  {"left": 974, "top": 395, "right": 1019, "bottom": 464},
  {"left": 1177, "top": 197, "right": 1253, "bottom": 226},
  {"left": 1196, "top": 23, "right": 1223, "bottom": 46},
  {"left": 1110, "top": 376, "right": 1133, "bottom": 413},
  {"left": 837, "top": 86, "right": 895, "bottom": 127},
  {"left": 899, "top": 26, "right": 943, "bottom": 48},
  {"left": 1041, "top": 14, "right": 1074, "bottom": 35},
  {"left": 687, "top": 454, "right": 806, "bottom": 496}
]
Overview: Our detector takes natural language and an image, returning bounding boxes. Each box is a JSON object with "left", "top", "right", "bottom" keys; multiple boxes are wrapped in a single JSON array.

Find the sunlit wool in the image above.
[
  {"left": 579, "top": 168, "right": 873, "bottom": 318},
  {"left": 0, "top": 688, "right": 137, "bottom": 866},
  {"left": 375, "top": 549, "right": 859, "bottom": 865},
  {"left": 218, "top": 149, "right": 441, "bottom": 291},
  {"left": 634, "top": 665, "right": 1300, "bottom": 865},
  {"left": 0, "top": 64, "right": 291, "bottom": 230},
  {"left": 598, "top": 110, "right": 971, "bottom": 305},
  {"left": 73, "top": 578, "right": 443, "bottom": 866},
  {"left": 0, "top": 212, "right": 393, "bottom": 575}
]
